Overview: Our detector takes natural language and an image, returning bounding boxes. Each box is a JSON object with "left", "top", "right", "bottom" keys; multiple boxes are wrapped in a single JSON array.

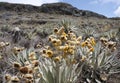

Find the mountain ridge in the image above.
[{"left": 0, "top": 2, "right": 106, "bottom": 18}]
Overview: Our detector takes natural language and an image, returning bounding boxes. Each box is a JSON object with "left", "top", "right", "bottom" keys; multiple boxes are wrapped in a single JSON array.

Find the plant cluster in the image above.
[
  {"left": 79, "top": 36, "right": 119, "bottom": 82},
  {"left": 0, "top": 41, "right": 9, "bottom": 50},
  {"left": 2, "top": 26, "right": 120, "bottom": 83},
  {"left": 5, "top": 49, "right": 40, "bottom": 83},
  {"left": 0, "top": 41, "right": 9, "bottom": 59}
]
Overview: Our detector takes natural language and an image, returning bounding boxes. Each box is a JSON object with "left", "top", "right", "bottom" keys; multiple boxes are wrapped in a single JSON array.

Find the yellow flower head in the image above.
[
  {"left": 19, "top": 66, "right": 29, "bottom": 74},
  {"left": 52, "top": 39, "right": 57, "bottom": 43},
  {"left": 76, "top": 41, "right": 80, "bottom": 45},
  {"left": 5, "top": 74, "right": 11, "bottom": 81},
  {"left": 29, "top": 52, "right": 35, "bottom": 57},
  {"left": 54, "top": 28, "right": 58, "bottom": 33},
  {"left": 62, "top": 31, "right": 68, "bottom": 37},
  {"left": 100, "top": 37, "right": 108, "bottom": 44},
  {"left": 0, "top": 55, "right": 2, "bottom": 60},
  {"left": 90, "top": 37, "right": 95, "bottom": 41},
  {"left": 60, "top": 35, "right": 67, "bottom": 41},
  {"left": 25, "top": 61, "right": 30, "bottom": 66},
  {"left": 29, "top": 52, "right": 37, "bottom": 61},
  {"left": 36, "top": 44, "right": 42, "bottom": 48},
  {"left": 71, "top": 59, "right": 77, "bottom": 64},
  {"left": 81, "top": 56, "right": 87, "bottom": 62},
  {"left": 56, "top": 39, "right": 62, "bottom": 46},
  {"left": 11, "top": 76, "right": 19, "bottom": 83},
  {"left": 57, "top": 27, "right": 64, "bottom": 35},
  {"left": 68, "top": 33, "right": 76, "bottom": 40},
  {"left": 72, "top": 35, "right": 76, "bottom": 39},
  {"left": 58, "top": 46, "right": 64, "bottom": 50},
  {"left": 77, "top": 36, "right": 82, "bottom": 41},
  {"left": 25, "top": 80, "right": 33, "bottom": 83},
  {"left": 67, "top": 40, "right": 76, "bottom": 45},
  {"left": 69, "top": 45, "right": 75, "bottom": 50},
  {"left": 68, "top": 49, "right": 74, "bottom": 55},
  {"left": 13, "top": 62, "right": 21, "bottom": 69},
  {"left": 13, "top": 47, "right": 24, "bottom": 53},
  {"left": 0, "top": 42, "right": 6, "bottom": 48},
  {"left": 54, "top": 56, "right": 61, "bottom": 62},
  {"left": 87, "top": 43, "right": 92, "bottom": 49},
  {"left": 42, "top": 49, "right": 47, "bottom": 54},
  {"left": 48, "top": 37, "right": 52, "bottom": 42},
  {"left": 81, "top": 41, "right": 88, "bottom": 47},
  {"left": 107, "top": 41, "right": 116, "bottom": 49},
  {"left": 37, "top": 73, "right": 42, "bottom": 78},
  {"left": 5, "top": 42, "right": 10, "bottom": 46},
  {"left": 89, "top": 47, "right": 94, "bottom": 52},
  {"left": 85, "top": 41, "right": 89, "bottom": 45},
  {"left": 90, "top": 37, "right": 96, "bottom": 46},
  {"left": 64, "top": 44, "right": 69, "bottom": 51},
  {"left": 52, "top": 39, "right": 61, "bottom": 46},
  {"left": 58, "top": 45, "right": 68, "bottom": 53},
  {"left": 34, "top": 67, "right": 39, "bottom": 72},
  {"left": 12, "top": 47, "right": 21, "bottom": 55},
  {"left": 28, "top": 69, "right": 33, "bottom": 74},
  {"left": 29, "top": 56, "right": 37, "bottom": 61},
  {"left": 46, "top": 50, "right": 53, "bottom": 58},
  {"left": 91, "top": 40, "right": 96, "bottom": 46},
  {"left": 86, "top": 38, "right": 90, "bottom": 42},
  {"left": 32, "top": 60, "right": 39, "bottom": 67},
  {"left": 24, "top": 74, "right": 33, "bottom": 80},
  {"left": 111, "top": 47, "right": 116, "bottom": 52},
  {"left": 44, "top": 46, "right": 50, "bottom": 49},
  {"left": 100, "top": 73, "right": 108, "bottom": 81}
]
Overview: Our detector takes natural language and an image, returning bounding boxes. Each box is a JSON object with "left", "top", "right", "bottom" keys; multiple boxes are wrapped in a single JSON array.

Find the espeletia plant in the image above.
[{"left": 5, "top": 26, "right": 120, "bottom": 83}]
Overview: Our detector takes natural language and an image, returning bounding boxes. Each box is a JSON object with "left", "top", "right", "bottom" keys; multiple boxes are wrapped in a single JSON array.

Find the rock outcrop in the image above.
[{"left": 40, "top": 3, "right": 106, "bottom": 18}]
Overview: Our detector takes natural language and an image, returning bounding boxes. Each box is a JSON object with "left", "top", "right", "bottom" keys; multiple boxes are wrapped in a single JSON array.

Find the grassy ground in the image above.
[{"left": 0, "top": 11, "right": 120, "bottom": 83}]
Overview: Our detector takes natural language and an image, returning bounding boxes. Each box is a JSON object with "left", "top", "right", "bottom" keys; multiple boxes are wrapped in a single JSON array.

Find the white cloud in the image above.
[
  {"left": 90, "top": 0, "right": 98, "bottom": 4},
  {"left": 114, "top": 6, "right": 120, "bottom": 17},
  {"left": 91, "top": 0, "right": 120, "bottom": 5},
  {"left": 0, "top": 0, "right": 60, "bottom": 6},
  {"left": 90, "top": 0, "right": 120, "bottom": 17},
  {"left": 100, "top": 0, "right": 120, "bottom": 5}
]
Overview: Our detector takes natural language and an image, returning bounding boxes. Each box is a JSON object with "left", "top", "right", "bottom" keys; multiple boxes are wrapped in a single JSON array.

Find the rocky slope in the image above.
[
  {"left": 0, "top": 2, "right": 106, "bottom": 18},
  {"left": 0, "top": 2, "right": 120, "bottom": 30},
  {"left": 40, "top": 3, "right": 106, "bottom": 18}
]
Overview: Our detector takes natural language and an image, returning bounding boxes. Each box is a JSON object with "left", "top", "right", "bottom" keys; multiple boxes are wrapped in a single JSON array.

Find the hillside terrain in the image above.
[
  {"left": 0, "top": 2, "right": 120, "bottom": 30},
  {"left": 0, "top": 2, "right": 120, "bottom": 83}
]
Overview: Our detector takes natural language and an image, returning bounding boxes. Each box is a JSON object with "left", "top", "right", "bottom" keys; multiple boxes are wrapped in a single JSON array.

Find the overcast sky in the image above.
[{"left": 0, "top": 0, "right": 120, "bottom": 17}]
